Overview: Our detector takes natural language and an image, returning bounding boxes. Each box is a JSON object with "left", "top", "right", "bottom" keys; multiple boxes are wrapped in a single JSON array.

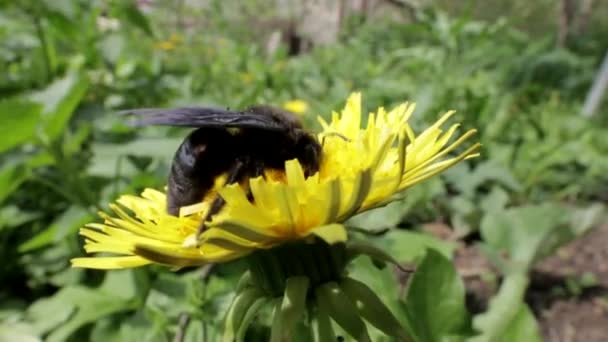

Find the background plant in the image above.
[{"left": 1, "top": 0, "right": 607, "bottom": 341}]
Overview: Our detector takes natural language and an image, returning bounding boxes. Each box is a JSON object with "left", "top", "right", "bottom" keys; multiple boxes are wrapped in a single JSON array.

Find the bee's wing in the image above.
[{"left": 120, "top": 107, "right": 286, "bottom": 131}]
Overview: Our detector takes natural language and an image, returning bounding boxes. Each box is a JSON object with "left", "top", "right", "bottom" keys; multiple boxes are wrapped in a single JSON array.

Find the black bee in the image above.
[{"left": 123, "top": 106, "right": 323, "bottom": 237}]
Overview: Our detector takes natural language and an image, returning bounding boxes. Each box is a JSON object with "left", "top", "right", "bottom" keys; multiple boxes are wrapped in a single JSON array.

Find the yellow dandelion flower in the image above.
[
  {"left": 239, "top": 72, "right": 254, "bottom": 84},
  {"left": 282, "top": 99, "right": 309, "bottom": 115},
  {"left": 71, "top": 93, "right": 480, "bottom": 270},
  {"left": 153, "top": 33, "right": 182, "bottom": 51}
]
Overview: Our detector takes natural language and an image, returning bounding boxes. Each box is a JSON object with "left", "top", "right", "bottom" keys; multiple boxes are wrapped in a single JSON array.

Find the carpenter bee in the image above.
[{"left": 123, "top": 105, "right": 323, "bottom": 238}]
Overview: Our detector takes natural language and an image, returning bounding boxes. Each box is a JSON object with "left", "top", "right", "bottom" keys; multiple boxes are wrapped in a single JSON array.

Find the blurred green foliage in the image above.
[{"left": 1, "top": 0, "right": 607, "bottom": 341}]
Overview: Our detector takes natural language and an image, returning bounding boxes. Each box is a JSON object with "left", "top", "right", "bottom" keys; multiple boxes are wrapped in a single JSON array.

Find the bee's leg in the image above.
[
  {"left": 195, "top": 157, "right": 250, "bottom": 238},
  {"left": 246, "top": 160, "right": 266, "bottom": 201}
]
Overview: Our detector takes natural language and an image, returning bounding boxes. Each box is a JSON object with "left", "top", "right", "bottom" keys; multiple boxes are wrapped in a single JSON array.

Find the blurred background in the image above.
[{"left": 1, "top": 0, "right": 607, "bottom": 341}]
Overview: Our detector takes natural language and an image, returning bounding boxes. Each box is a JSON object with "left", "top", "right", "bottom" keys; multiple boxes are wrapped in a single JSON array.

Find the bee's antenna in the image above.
[{"left": 321, "top": 132, "right": 350, "bottom": 146}]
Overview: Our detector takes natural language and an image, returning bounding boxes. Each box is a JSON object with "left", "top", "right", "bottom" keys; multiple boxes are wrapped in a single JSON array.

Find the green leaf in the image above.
[
  {"left": 402, "top": 249, "right": 470, "bottom": 342},
  {"left": 0, "top": 149, "right": 54, "bottom": 206},
  {"left": 480, "top": 186, "right": 509, "bottom": 214},
  {"left": 98, "top": 269, "right": 151, "bottom": 303},
  {"left": 88, "top": 138, "right": 182, "bottom": 177},
  {"left": 29, "top": 72, "right": 89, "bottom": 141},
  {"left": 480, "top": 203, "right": 572, "bottom": 270},
  {"left": 499, "top": 305, "right": 542, "bottom": 342},
  {"left": 377, "top": 230, "right": 456, "bottom": 263},
  {"left": 184, "top": 318, "right": 206, "bottom": 342},
  {"left": 0, "top": 99, "right": 42, "bottom": 153},
  {"left": 19, "top": 205, "right": 93, "bottom": 252},
  {"left": 26, "top": 297, "right": 75, "bottom": 336},
  {"left": 0, "top": 164, "right": 32, "bottom": 205},
  {"left": 121, "top": 3, "right": 154, "bottom": 36},
  {"left": 347, "top": 254, "right": 413, "bottom": 340},
  {"left": 0, "top": 206, "right": 41, "bottom": 231},
  {"left": 0, "top": 322, "right": 41, "bottom": 342},
  {"left": 469, "top": 273, "right": 537, "bottom": 342},
  {"left": 26, "top": 286, "right": 133, "bottom": 341},
  {"left": 347, "top": 201, "right": 408, "bottom": 230},
  {"left": 445, "top": 161, "right": 521, "bottom": 195}
]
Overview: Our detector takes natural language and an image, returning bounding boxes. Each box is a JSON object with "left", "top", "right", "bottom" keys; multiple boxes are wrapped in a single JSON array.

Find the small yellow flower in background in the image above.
[
  {"left": 239, "top": 72, "right": 254, "bottom": 84},
  {"left": 282, "top": 99, "right": 309, "bottom": 115},
  {"left": 71, "top": 93, "right": 480, "bottom": 270},
  {"left": 153, "top": 33, "right": 182, "bottom": 51}
]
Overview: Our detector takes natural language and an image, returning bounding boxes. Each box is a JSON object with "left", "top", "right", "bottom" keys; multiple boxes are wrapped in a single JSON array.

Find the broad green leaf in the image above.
[
  {"left": 377, "top": 230, "right": 456, "bottom": 263},
  {"left": 480, "top": 186, "right": 509, "bottom": 213},
  {"left": 568, "top": 203, "right": 605, "bottom": 236},
  {"left": 0, "top": 322, "right": 41, "bottom": 342},
  {"left": 473, "top": 161, "right": 522, "bottom": 192},
  {"left": 89, "top": 317, "right": 122, "bottom": 341},
  {"left": 184, "top": 318, "right": 206, "bottom": 342},
  {"left": 100, "top": 33, "right": 126, "bottom": 63},
  {"left": 0, "top": 164, "right": 32, "bottom": 205},
  {"left": 88, "top": 138, "right": 181, "bottom": 176},
  {"left": 402, "top": 249, "right": 470, "bottom": 342},
  {"left": 480, "top": 203, "right": 570, "bottom": 270},
  {"left": 120, "top": 3, "right": 154, "bottom": 36},
  {"left": 0, "top": 99, "right": 42, "bottom": 153},
  {"left": 469, "top": 273, "right": 536, "bottom": 342},
  {"left": 98, "top": 269, "right": 151, "bottom": 303},
  {"left": 49, "top": 287, "right": 133, "bottom": 342},
  {"left": 499, "top": 305, "right": 542, "bottom": 342},
  {"left": 26, "top": 265, "right": 145, "bottom": 340},
  {"left": 19, "top": 205, "right": 93, "bottom": 252},
  {"left": 348, "top": 178, "right": 445, "bottom": 230},
  {"left": 0, "top": 150, "right": 54, "bottom": 206},
  {"left": 26, "top": 296, "right": 75, "bottom": 336},
  {"left": 117, "top": 312, "right": 167, "bottom": 342},
  {"left": 532, "top": 203, "right": 605, "bottom": 264},
  {"left": 347, "top": 200, "right": 408, "bottom": 230},
  {"left": 0, "top": 206, "right": 41, "bottom": 231},
  {"left": 445, "top": 161, "right": 522, "bottom": 195},
  {"left": 29, "top": 73, "right": 89, "bottom": 141}
]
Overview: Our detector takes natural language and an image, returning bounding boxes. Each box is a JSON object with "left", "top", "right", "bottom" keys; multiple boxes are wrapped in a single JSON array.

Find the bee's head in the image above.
[{"left": 293, "top": 130, "right": 322, "bottom": 177}]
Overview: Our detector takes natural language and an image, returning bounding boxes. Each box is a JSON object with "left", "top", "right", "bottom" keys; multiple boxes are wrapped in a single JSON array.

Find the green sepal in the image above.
[
  {"left": 340, "top": 277, "right": 411, "bottom": 341},
  {"left": 236, "top": 271, "right": 253, "bottom": 293},
  {"left": 236, "top": 296, "right": 268, "bottom": 342},
  {"left": 313, "top": 295, "right": 337, "bottom": 342},
  {"left": 315, "top": 282, "right": 371, "bottom": 342},
  {"left": 223, "top": 287, "right": 264, "bottom": 342},
  {"left": 270, "top": 276, "right": 310, "bottom": 342}
]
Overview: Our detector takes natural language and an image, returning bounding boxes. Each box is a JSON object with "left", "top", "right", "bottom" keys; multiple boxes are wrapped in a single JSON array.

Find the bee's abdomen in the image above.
[{"left": 166, "top": 129, "right": 234, "bottom": 216}]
